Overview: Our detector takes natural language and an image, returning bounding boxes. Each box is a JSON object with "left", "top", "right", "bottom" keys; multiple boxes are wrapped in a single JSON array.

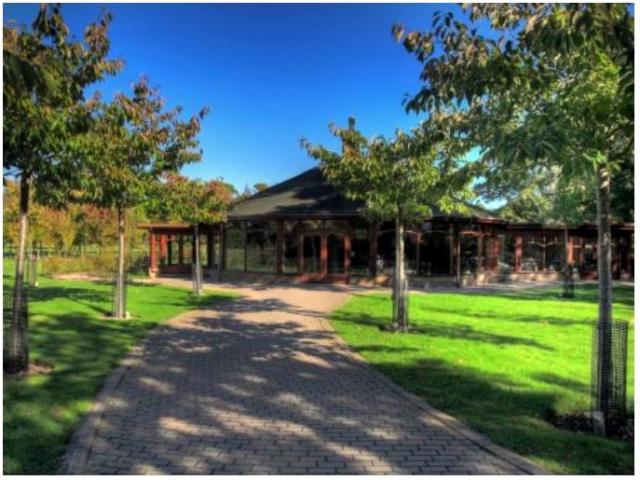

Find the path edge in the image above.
[{"left": 316, "top": 309, "right": 550, "bottom": 475}]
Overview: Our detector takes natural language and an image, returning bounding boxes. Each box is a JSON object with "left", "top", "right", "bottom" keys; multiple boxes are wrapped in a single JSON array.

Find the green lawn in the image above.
[
  {"left": 3, "top": 263, "right": 236, "bottom": 474},
  {"left": 330, "top": 284, "right": 634, "bottom": 474}
]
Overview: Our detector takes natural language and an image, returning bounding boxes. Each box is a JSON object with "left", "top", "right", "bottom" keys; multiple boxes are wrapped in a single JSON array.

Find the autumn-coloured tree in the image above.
[
  {"left": 149, "top": 172, "right": 232, "bottom": 294},
  {"left": 3, "top": 5, "right": 122, "bottom": 373},
  {"left": 80, "top": 79, "right": 208, "bottom": 317}
]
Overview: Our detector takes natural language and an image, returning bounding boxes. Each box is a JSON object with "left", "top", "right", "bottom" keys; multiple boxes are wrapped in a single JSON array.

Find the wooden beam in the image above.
[
  {"left": 149, "top": 231, "right": 158, "bottom": 277},
  {"left": 514, "top": 235, "right": 523, "bottom": 272},
  {"left": 344, "top": 232, "right": 351, "bottom": 277},
  {"left": 297, "top": 231, "right": 304, "bottom": 275},
  {"left": 320, "top": 234, "right": 328, "bottom": 277},
  {"left": 276, "top": 220, "right": 284, "bottom": 274},
  {"left": 369, "top": 222, "right": 378, "bottom": 276},
  {"left": 207, "top": 229, "right": 214, "bottom": 268}
]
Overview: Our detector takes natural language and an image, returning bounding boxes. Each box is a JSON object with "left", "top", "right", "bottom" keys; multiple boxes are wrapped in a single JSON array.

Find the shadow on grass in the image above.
[
  {"left": 332, "top": 310, "right": 557, "bottom": 351},
  {"left": 3, "top": 279, "right": 232, "bottom": 475}
]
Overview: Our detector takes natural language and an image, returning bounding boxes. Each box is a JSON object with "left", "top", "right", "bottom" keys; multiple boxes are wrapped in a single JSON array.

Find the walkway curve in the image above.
[{"left": 64, "top": 279, "right": 546, "bottom": 475}]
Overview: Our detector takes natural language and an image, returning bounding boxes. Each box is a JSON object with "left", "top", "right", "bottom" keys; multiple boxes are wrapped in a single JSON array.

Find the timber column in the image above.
[
  {"left": 514, "top": 235, "right": 523, "bottom": 272},
  {"left": 368, "top": 222, "right": 379, "bottom": 277},
  {"left": 320, "top": 234, "right": 328, "bottom": 278},
  {"left": 344, "top": 232, "right": 351, "bottom": 280},
  {"left": 276, "top": 220, "right": 284, "bottom": 274},
  {"left": 148, "top": 231, "right": 158, "bottom": 278}
]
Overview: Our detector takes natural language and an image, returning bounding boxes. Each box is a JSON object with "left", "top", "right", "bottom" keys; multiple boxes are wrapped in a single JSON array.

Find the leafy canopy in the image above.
[
  {"left": 79, "top": 78, "right": 209, "bottom": 211},
  {"left": 302, "top": 118, "right": 473, "bottom": 222}
]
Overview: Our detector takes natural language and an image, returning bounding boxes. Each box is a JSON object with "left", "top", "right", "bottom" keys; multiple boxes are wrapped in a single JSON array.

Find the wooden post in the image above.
[
  {"left": 243, "top": 221, "right": 248, "bottom": 273},
  {"left": 160, "top": 234, "right": 168, "bottom": 265},
  {"left": 320, "top": 234, "right": 328, "bottom": 277},
  {"left": 456, "top": 231, "right": 461, "bottom": 286},
  {"left": 579, "top": 236, "right": 585, "bottom": 274},
  {"left": 514, "top": 235, "right": 523, "bottom": 272},
  {"left": 191, "top": 229, "right": 196, "bottom": 264},
  {"left": 276, "top": 220, "right": 284, "bottom": 274},
  {"left": 449, "top": 224, "right": 455, "bottom": 276},
  {"left": 368, "top": 222, "right": 378, "bottom": 277},
  {"left": 149, "top": 230, "right": 158, "bottom": 277},
  {"left": 297, "top": 232, "right": 304, "bottom": 275},
  {"left": 415, "top": 233, "right": 421, "bottom": 275},
  {"left": 207, "top": 228, "right": 214, "bottom": 268},
  {"left": 344, "top": 232, "right": 351, "bottom": 277},
  {"left": 218, "top": 225, "right": 226, "bottom": 279},
  {"left": 178, "top": 235, "right": 184, "bottom": 265}
]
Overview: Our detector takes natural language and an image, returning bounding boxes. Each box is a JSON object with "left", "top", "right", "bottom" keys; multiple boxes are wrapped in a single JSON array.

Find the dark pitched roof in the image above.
[
  {"left": 228, "top": 167, "right": 498, "bottom": 221},
  {"left": 228, "top": 168, "right": 362, "bottom": 219}
]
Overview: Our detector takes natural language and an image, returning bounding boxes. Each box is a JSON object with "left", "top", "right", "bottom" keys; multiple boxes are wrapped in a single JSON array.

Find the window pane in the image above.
[
  {"left": 246, "top": 221, "right": 276, "bottom": 273},
  {"left": 225, "top": 222, "right": 245, "bottom": 271}
]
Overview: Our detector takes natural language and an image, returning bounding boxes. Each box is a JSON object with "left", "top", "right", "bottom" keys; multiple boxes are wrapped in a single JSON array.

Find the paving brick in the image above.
[{"left": 69, "top": 281, "right": 535, "bottom": 475}]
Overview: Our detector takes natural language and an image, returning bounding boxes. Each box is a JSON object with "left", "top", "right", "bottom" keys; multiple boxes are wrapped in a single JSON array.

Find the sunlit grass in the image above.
[
  {"left": 331, "top": 284, "right": 634, "bottom": 474},
  {"left": 3, "top": 263, "right": 236, "bottom": 474}
]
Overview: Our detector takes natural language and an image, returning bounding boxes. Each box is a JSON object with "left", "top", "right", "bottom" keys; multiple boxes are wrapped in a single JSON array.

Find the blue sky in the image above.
[{"left": 4, "top": 3, "right": 466, "bottom": 193}]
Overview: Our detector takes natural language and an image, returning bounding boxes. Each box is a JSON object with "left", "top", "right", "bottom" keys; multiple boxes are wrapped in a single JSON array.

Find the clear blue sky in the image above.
[{"left": 4, "top": 3, "right": 468, "bottom": 194}]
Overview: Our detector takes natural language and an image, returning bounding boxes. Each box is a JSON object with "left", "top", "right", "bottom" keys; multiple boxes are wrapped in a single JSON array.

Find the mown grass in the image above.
[
  {"left": 3, "top": 259, "right": 236, "bottom": 474},
  {"left": 330, "top": 284, "right": 634, "bottom": 474}
]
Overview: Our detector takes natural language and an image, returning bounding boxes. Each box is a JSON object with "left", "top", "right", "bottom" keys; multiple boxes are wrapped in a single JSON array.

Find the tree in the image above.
[
  {"left": 80, "top": 79, "right": 208, "bottom": 318},
  {"left": 254, "top": 182, "right": 269, "bottom": 193},
  {"left": 394, "top": 3, "right": 633, "bottom": 429},
  {"left": 486, "top": 166, "right": 593, "bottom": 297},
  {"left": 303, "top": 118, "right": 472, "bottom": 331},
  {"left": 149, "top": 173, "right": 232, "bottom": 294},
  {"left": 3, "top": 5, "right": 121, "bottom": 373}
]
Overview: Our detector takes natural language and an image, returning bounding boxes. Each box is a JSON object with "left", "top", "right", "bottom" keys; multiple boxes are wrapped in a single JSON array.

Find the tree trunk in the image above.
[
  {"left": 562, "top": 226, "right": 574, "bottom": 298},
  {"left": 595, "top": 164, "right": 614, "bottom": 430},
  {"left": 193, "top": 224, "right": 202, "bottom": 295},
  {"left": 7, "top": 174, "right": 31, "bottom": 374},
  {"left": 113, "top": 205, "right": 127, "bottom": 319},
  {"left": 393, "top": 216, "right": 409, "bottom": 331}
]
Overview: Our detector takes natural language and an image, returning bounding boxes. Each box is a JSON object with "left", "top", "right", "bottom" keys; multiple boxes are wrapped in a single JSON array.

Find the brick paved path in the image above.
[{"left": 65, "top": 280, "right": 543, "bottom": 475}]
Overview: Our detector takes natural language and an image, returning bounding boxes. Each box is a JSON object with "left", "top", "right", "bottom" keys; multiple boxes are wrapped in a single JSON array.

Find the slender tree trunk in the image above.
[
  {"left": 113, "top": 205, "right": 127, "bottom": 319},
  {"left": 595, "top": 164, "right": 614, "bottom": 429},
  {"left": 7, "top": 174, "right": 30, "bottom": 374},
  {"left": 393, "top": 216, "right": 408, "bottom": 331},
  {"left": 193, "top": 224, "right": 202, "bottom": 295},
  {"left": 562, "top": 226, "right": 574, "bottom": 298}
]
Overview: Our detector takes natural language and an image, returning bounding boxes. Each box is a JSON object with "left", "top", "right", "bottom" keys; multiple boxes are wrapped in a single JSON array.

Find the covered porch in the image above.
[{"left": 142, "top": 223, "right": 223, "bottom": 278}]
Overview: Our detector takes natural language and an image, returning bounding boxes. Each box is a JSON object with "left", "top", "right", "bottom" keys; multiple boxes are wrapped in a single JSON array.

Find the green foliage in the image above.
[
  {"left": 3, "top": 4, "right": 122, "bottom": 206},
  {"left": 78, "top": 79, "right": 209, "bottom": 211},
  {"left": 302, "top": 118, "right": 473, "bottom": 222},
  {"left": 146, "top": 172, "right": 233, "bottom": 225},
  {"left": 2, "top": 264, "right": 235, "bottom": 474},
  {"left": 393, "top": 4, "right": 633, "bottom": 181},
  {"left": 331, "top": 285, "right": 634, "bottom": 474}
]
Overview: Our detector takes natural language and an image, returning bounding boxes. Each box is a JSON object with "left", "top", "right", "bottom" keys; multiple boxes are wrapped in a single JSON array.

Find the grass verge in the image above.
[
  {"left": 3, "top": 267, "right": 235, "bottom": 474},
  {"left": 330, "top": 283, "right": 634, "bottom": 474}
]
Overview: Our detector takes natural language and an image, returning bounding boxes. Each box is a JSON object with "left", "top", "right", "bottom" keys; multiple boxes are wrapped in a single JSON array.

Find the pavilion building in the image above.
[{"left": 142, "top": 167, "right": 634, "bottom": 285}]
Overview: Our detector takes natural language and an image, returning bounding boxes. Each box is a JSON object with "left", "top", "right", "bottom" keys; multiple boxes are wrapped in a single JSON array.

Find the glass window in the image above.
[
  {"left": 583, "top": 238, "right": 598, "bottom": 274},
  {"left": 420, "top": 232, "right": 451, "bottom": 275},
  {"left": 225, "top": 222, "right": 245, "bottom": 271},
  {"left": 246, "top": 221, "right": 276, "bottom": 273},
  {"left": 461, "top": 235, "right": 479, "bottom": 274},
  {"left": 327, "top": 234, "right": 345, "bottom": 274},
  {"left": 283, "top": 221, "right": 299, "bottom": 274},
  {"left": 498, "top": 234, "right": 515, "bottom": 272},
  {"left": 545, "top": 234, "right": 564, "bottom": 272},
  {"left": 303, "top": 235, "right": 321, "bottom": 273},
  {"left": 522, "top": 234, "right": 544, "bottom": 272},
  {"left": 350, "top": 227, "right": 370, "bottom": 275}
]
